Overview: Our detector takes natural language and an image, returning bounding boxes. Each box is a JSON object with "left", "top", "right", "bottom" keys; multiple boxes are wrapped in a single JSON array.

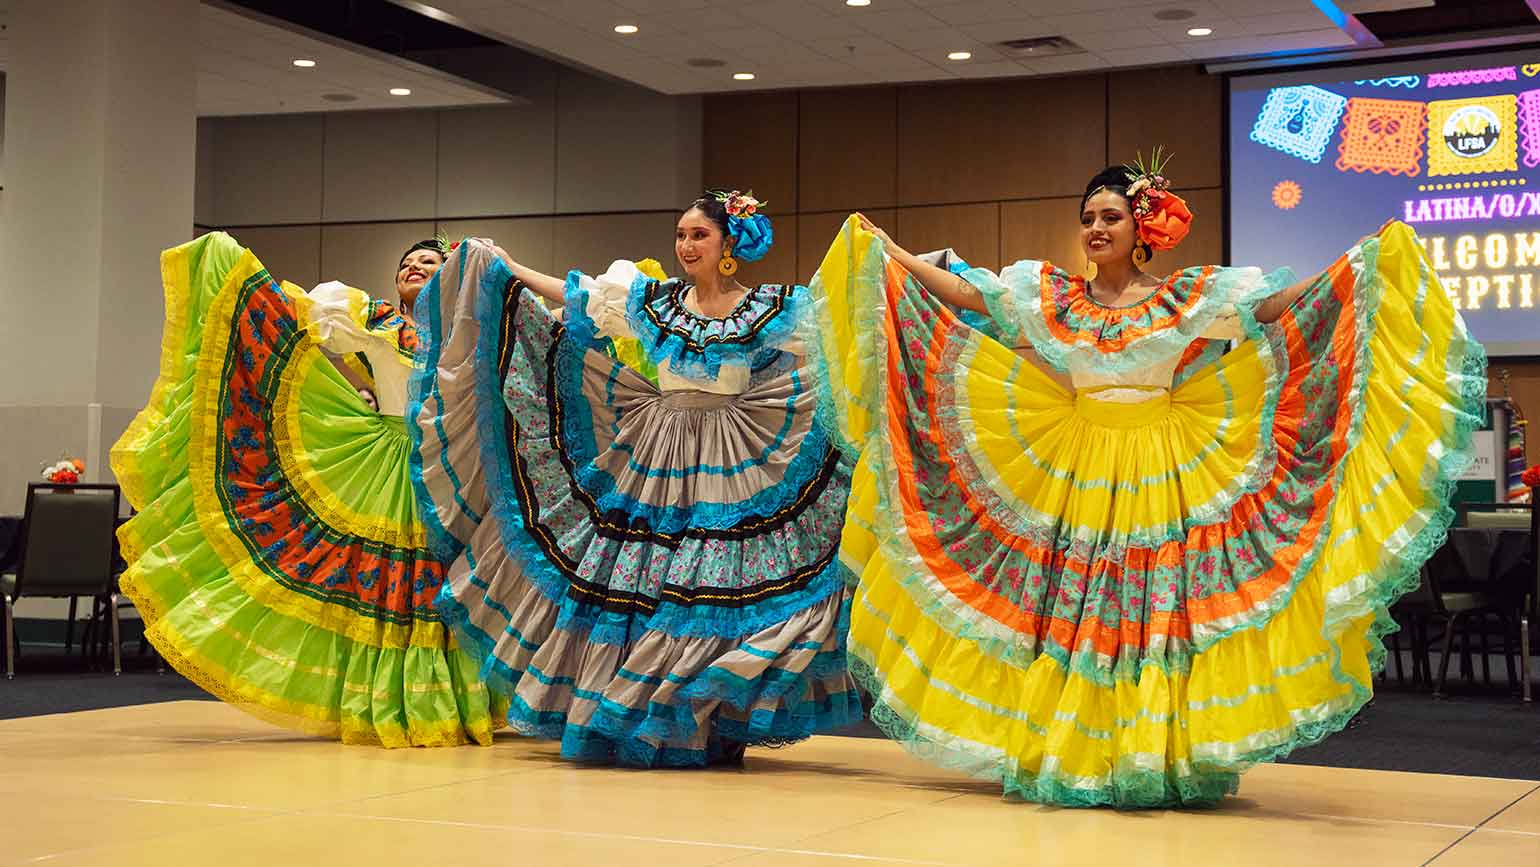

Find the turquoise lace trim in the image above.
[
  {"left": 802, "top": 225, "right": 889, "bottom": 461},
  {"left": 843, "top": 231, "right": 1489, "bottom": 808},
  {"left": 437, "top": 569, "right": 863, "bottom": 767},
  {"left": 404, "top": 245, "right": 487, "bottom": 563},
  {"left": 606, "top": 273, "right": 809, "bottom": 380},
  {"left": 550, "top": 335, "right": 847, "bottom": 534},
  {"left": 968, "top": 260, "right": 1293, "bottom": 376},
  {"left": 437, "top": 269, "right": 856, "bottom": 643}
]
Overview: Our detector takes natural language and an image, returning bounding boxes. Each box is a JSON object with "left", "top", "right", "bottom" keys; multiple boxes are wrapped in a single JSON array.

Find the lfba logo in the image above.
[{"left": 1443, "top": 104, "right": 1502, "bottom": 159}]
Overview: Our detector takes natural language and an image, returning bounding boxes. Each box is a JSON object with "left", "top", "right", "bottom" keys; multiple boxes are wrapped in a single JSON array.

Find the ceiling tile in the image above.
[
  {"left": 957, "top": 19, "right": 1056, "bottom": 43},
  {"left": 1230, "top": 10, "right": 1338, "bottom": 35},
  {"left": 881, "top": 27, "right": 984, "bottom": 53},
  {"left": 927, "top": 0, "right": 1042, "bottom": 26},
  {"left": 807, "top": 34, "right": 908, "bottom": 60},
  {"left": 1071, "top": 28, "right": 1172, "bottom": 50},
  {"left": 1024, "top": 52, "right": 1115, "bottom": 74},
  {"left": 944, "top": 59, "right": 1033, "bottom": 79},
  {"left": 1178, "top": 27, "right": 1356, "bottom": 60},
  {"left": 185, "top": 4, "right": 510, "bottom": 116},
  {"left": 853, "top": 10, "right": 950, "bottom": 36},
  {"left": 273, "top": 0, "right": 1366, "bottom": 95}
]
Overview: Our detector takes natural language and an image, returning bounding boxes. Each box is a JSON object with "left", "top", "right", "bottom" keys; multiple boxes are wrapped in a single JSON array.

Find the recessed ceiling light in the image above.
[
  {"left": 846, "top": 0, "right": 872, "bottom": 6},
  {"left": 389, "top": 87, "right": 412, "bottom": 96},
  {"left": 292, "top": 59, "right": 316, "bottom": 68},
  {"left": 614, "top": 24, "right": 638, "bottom": 34},
  {"left": 1187, "top": 27, "right": 1212, "bottom": 36},
  {"left": 733, "top": 72, "right": 756, "bottom": 81},
  {"left": 947, "top": 51, "right": 973, "bottom": 61}
]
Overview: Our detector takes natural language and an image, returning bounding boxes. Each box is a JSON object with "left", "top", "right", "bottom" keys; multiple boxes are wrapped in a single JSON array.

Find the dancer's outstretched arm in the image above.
[
  {"left": 1253, "top": 220, "right": 1394, "bottom": 324},
  {"left": 854, "top": 214, "right": 1072, "bottom": 391},
  {"left": 479, "top": 240, "right": 566, "bottom": 306},
  {"left": 1253, "top": 280, "right": 1311, "bottom": 324},
  {"left": 854, "top": 213, "right": 987, "bottom": 314}
]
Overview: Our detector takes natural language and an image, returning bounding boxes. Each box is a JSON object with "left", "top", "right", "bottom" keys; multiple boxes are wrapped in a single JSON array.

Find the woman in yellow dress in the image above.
[
  {"left": 112, "top": 235, "right": 501, "bottom": 746},
  {"left": 807, "top": 157, "right": 1485, "bottom": 807}
]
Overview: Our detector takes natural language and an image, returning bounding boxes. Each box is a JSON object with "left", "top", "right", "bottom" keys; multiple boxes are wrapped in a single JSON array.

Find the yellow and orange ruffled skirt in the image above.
[{"left": 808, "top": 219, "right": 1485, "bottom": 806}]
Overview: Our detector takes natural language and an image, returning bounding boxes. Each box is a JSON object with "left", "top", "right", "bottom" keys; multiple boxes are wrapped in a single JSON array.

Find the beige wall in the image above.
[
  {"left": 1, "top": 0, "right": 197, "bottom": 515},
  {"left": 197, "top": 68, "right": 704, "bottom": 300}
]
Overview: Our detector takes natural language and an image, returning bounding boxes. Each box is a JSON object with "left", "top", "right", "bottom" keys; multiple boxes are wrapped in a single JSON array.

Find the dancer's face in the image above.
[
  {"left": 676, "top": 207, "right": 732, "bottom": 283},
  {"left": 1080, "top": 190, "right": 1139, "bottom": 268},
  {"left": 396, "top": 249, "right": 444, "bottom": 315}
]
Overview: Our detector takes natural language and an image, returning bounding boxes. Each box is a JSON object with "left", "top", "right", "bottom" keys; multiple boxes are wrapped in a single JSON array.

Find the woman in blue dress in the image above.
[{"left": 410, "top": 190, "right": 862, "bottom": 766}]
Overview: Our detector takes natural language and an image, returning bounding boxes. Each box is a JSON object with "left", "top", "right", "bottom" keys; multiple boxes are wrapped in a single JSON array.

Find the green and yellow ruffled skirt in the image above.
[{"left": 112, "top": 232, "right": 500, "bottom": 746}]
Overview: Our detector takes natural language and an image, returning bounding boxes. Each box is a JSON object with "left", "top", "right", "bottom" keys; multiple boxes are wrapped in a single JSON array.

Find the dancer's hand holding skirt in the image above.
[
  {"left": 410, "top": 240, "right": 862, "bottom": 766},
  {"left": 807, "top": 217, "right": 1485, "bottom": 807},
  {"left": 112, "top": 232, "right": 501, "bottom": 746}
]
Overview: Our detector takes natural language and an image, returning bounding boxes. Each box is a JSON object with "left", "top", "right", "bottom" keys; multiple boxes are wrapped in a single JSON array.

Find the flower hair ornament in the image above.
[
  {"left": 399, "top": 235, "right": 456, "bottom": 270},
  {"left": 1121, "top": 148, "right": 1192, "bottom": 264},
  {"left": 710, "top": 189, "right": 774, "bottom": 275}
]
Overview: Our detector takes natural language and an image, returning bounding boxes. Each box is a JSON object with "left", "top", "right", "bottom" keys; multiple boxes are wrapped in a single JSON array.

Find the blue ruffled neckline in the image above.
[{"left": 625, "top": 278, "right": 808, "bottom": 380}]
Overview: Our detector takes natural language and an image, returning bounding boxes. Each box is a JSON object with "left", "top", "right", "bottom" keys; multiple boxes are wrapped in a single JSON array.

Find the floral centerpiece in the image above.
[
  {"left": 42, "top": 457, "right": 85, "bottom": 485},
  {"left": 1522, "top": 463, "right": 1540, "bottom": 489}
]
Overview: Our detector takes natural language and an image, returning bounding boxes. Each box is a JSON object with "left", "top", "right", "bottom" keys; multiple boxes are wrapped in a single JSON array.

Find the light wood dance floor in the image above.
[{"left": 1, "top": 701, "right": 1536, "bottom": 866}]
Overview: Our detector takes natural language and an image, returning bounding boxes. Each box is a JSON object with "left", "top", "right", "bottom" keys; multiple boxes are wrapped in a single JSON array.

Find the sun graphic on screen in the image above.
[{"left": 1272, "top": 180, "right": 1303, "bottom": 210}]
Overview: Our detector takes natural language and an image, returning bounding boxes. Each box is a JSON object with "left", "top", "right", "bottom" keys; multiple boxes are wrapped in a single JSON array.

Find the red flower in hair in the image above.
[
  {"left": 1124, "top": 147, "right": 1192, "bottom": 251},
  {"left": 1137, "top": 192, "right": 1193, "bottom": 251},
  {"left": 717, "top": 189, "right": 763, "bottom": 218}
]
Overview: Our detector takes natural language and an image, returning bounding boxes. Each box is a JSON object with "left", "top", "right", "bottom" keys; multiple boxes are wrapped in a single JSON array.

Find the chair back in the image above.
[
  {"left": 1488, "top": 529, "right": 1534, "bottom": 607},
  {"left": 1421, "top": 532, "right": 1479, "bottom": 614},
  {"left": 13, "top": 483, "right": 121, "bottom": 598},
  {"left": 1464, "top": 509, "right": 1532, "bottom": 530},
  {"left": 1529, "top": 491, "right": 1540, "bottom": 612}
]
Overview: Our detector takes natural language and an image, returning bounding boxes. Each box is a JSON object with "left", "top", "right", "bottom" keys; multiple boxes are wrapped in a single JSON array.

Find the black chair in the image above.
[
  {"left": 1388, "top": 568, "right": 1438, "bottom": 688},
  {"left": 1, "top": 483, "right": 124, "bottom": 678},
  {"left": 1454, "top": 500, "right": 1537, "bottom": 702},
  {"left": 1427, "top": 528, "right": 1524, "bottom": 697},
  {"left": 1511, "top": 491, "right": 1539, "bottom": 703},
  {"left": 1489, "top": 527, "right": 1536, "bottom": 702}
]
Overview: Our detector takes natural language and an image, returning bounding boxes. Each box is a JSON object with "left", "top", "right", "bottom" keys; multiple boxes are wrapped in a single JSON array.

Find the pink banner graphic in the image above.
[
  {"left": 1520, "top": 89, "right": 1540, "bottom": 168},
  {"left": 1426, "top": 67, "right": 1518, "bottom": 88}
]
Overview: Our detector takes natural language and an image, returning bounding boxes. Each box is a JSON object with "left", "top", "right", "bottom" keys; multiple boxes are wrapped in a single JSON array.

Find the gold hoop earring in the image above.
[
  {"left": 1084, "top": 259, "right": 1097, "bottom": 280},
  {"left": 718, "top": 255, "right": 739, "bottom": 276},
  {"left": 1131, "top": 245, "right": 1151, "bottom": 268}
]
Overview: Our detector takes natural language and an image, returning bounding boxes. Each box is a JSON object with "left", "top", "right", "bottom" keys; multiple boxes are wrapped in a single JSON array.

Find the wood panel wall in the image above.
[{"left": 703, "top": 64, "right": 1538, "bottom": 459}]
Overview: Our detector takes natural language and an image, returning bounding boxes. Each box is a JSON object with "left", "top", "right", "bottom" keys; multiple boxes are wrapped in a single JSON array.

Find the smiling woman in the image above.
[
  {"left": 111, "top": 231, "right": 504, "bottom": 747},
  {"left": 409, "top": 189, "right": 862, "bottom": 768},
  {"left": 395, "top": 238, "right": 448, "bottom": 316},
  {"left": 321, "top": 238, "right": 446, "bottom": 415},
  {"left": 806, "top": 155, "right": 1487, "bottom": 808}
]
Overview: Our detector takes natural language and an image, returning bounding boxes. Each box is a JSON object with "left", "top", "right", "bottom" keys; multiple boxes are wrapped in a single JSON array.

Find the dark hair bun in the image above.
[
  {"left": 1081, "top": 166, "right": 1135, "bottom": 210},
  {"left": 399, "top": 238, "right": 448, "bottom": 269},
  {"left": 687, "top": 191, "right": 733, "bottom": 238}
]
